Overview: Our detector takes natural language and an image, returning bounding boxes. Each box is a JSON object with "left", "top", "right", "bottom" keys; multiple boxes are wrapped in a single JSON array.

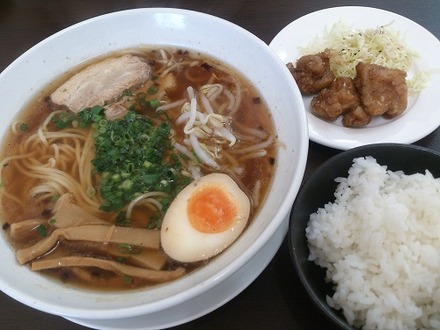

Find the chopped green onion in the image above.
[
  {"left": 149, "top": 99, "right": 161, "bottom": 109},
  {"left": 19, "top": 123, "right": 29, "bottom": 132},
  {"left": 86, "top": 187, "right": 96, "bottom": 197},
  {"left": 147, "top": 85, "right": 158, "bottom": 95},
  {"left": 136, "top": 92, "right": 146, "bottom": 99},
  {"left": 115, "top": 257, "right": 126, "bottom": 264},
  {"left": 117, "top": 243, "right": 142, "bottom": 255},
  {"left": 121, "top": 180, "right": 133, "bottom": 190},
  {"left": 37, "top": 224, "right": 47, "bottom": 237},
  {"left": 118, "top": 243, "right": 133, "bottom": 254},
  {"left": 122, "top": 274, "right": 133, "bottom": 284},
  {"left": 122, "top": 89, "right": 132, "bottom": 97},
  {"left": 52, "top": 107, "right": 192, "bottom": 225}
]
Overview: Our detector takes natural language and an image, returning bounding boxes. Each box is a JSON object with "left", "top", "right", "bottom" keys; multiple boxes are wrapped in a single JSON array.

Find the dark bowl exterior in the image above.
[{"left": 288, "top": 143, "right": 440, "bottom": 329}]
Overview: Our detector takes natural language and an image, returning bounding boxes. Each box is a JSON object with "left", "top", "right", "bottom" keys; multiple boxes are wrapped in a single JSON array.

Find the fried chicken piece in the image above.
[
  {"left": 342, "top": 106, "right": 372, "bottom": 127},
  {"left": 287, "top": 49, "right": 335, "bottom": 94},
  {"left": 355, "top": 62, "right": 408, "bottom": 118},
  {"left": 311, "top": 77, "right": 360, "bottom": 121}
]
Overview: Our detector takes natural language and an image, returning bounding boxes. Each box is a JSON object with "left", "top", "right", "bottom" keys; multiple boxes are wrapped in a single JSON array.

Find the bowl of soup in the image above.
[{"left": 0, "top": 8, "right": 308, "bottom": 328}]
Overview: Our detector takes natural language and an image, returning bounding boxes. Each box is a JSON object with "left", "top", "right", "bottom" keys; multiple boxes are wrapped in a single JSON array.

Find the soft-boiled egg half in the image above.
[{"left": 160, "top": 173, "right": 251, "bottom": 263}]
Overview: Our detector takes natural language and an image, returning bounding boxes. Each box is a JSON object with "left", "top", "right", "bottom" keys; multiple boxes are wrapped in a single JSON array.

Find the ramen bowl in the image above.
[
  {"left": 289, "top": 143, "right": 440, "bottom": 329},
  {"left": 0, "top": 8, "right": 308, "bottom": 329}
]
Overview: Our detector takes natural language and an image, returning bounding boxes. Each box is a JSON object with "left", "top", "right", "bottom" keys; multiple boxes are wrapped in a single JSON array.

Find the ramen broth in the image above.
[{"left": 0, "top": 48, "right": 277, "bottom": 290}]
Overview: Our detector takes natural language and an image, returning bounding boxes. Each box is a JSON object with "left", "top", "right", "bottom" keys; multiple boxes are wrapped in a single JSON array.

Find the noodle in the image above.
[{"left": 126, "top": 191, "right": 168, "bottom": 219}]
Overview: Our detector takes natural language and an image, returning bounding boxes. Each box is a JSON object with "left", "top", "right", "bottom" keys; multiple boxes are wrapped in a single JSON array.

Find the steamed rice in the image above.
[{"left": 306, "top": 156, "right": 440, "bottom": 329}]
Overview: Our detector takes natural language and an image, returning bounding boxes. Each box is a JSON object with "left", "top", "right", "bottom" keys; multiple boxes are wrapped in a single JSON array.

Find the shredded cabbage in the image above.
[{"left": 300, "top": 21, "right": 428, "bottom": 92}]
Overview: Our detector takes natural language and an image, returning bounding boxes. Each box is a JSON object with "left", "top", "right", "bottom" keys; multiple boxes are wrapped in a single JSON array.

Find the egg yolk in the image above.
[{"left": 187, "top": 186, "right": 237, "bottom": 233}]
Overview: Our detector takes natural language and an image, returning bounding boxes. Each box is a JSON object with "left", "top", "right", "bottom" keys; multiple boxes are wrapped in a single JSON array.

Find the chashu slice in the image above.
[{"left": 51, "top": 54, "right": 151, "bottom": 113}]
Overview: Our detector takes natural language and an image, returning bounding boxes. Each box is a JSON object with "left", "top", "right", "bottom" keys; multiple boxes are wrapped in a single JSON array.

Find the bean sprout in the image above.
[
  {"left": 189, "top": 134, "right": 220, "bottom": 169},
  {"left": 230, "top": 135, "right": 275, "bottom": 154}
]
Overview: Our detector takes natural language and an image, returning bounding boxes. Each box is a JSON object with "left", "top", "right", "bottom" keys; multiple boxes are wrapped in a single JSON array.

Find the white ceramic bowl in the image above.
[{"left": 0, "top": 8, "right": 308, "bottom": 329}]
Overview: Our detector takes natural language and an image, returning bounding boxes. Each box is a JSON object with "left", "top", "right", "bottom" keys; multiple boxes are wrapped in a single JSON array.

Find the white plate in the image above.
[{"left": 270, "top": 6, "right": 440, "bottom": 150}]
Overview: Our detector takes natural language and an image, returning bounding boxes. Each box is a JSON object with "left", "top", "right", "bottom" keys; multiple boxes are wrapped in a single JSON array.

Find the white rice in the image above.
[{"left": 306, "top": 156, "right": 440, "bottom": 330}]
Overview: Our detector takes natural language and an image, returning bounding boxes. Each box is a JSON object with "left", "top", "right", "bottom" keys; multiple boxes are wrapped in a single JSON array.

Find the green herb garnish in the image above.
[
  {"left": 147, "top": 85, "right": 158, "bottom": 95},
  {"left": 115, "top": 256, "right": 126, "bottom": 264},
  {"left": 37, "top": 224, "right": 47, "bottom": 237},
  {"left": 122, "top": 274, "right": 133, "bottom": 284},
  {"left": 51, "top": 106, "right": 191, "bottom": 227},
  {"left": 19, "top": 123, "right": 29, "bottom": 132},
  {"left": 117, "top": 243, "right": 142, "bottom": 255},
  {"left": 122, "top": 89, "right": 132, "bottom": 97},
  {"left": 91, "top": 111, "right": 191, "bottom": 214}
]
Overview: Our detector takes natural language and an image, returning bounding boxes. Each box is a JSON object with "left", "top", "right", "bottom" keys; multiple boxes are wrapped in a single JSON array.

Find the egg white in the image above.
[{"left": 160, "top": 173, "right": 250, "bottom": 263}]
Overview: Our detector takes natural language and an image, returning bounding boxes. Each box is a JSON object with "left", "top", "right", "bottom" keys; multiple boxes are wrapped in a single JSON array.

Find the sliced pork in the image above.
[{"left": 51, "top": 54, "right": 152, "bottom": 113}]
